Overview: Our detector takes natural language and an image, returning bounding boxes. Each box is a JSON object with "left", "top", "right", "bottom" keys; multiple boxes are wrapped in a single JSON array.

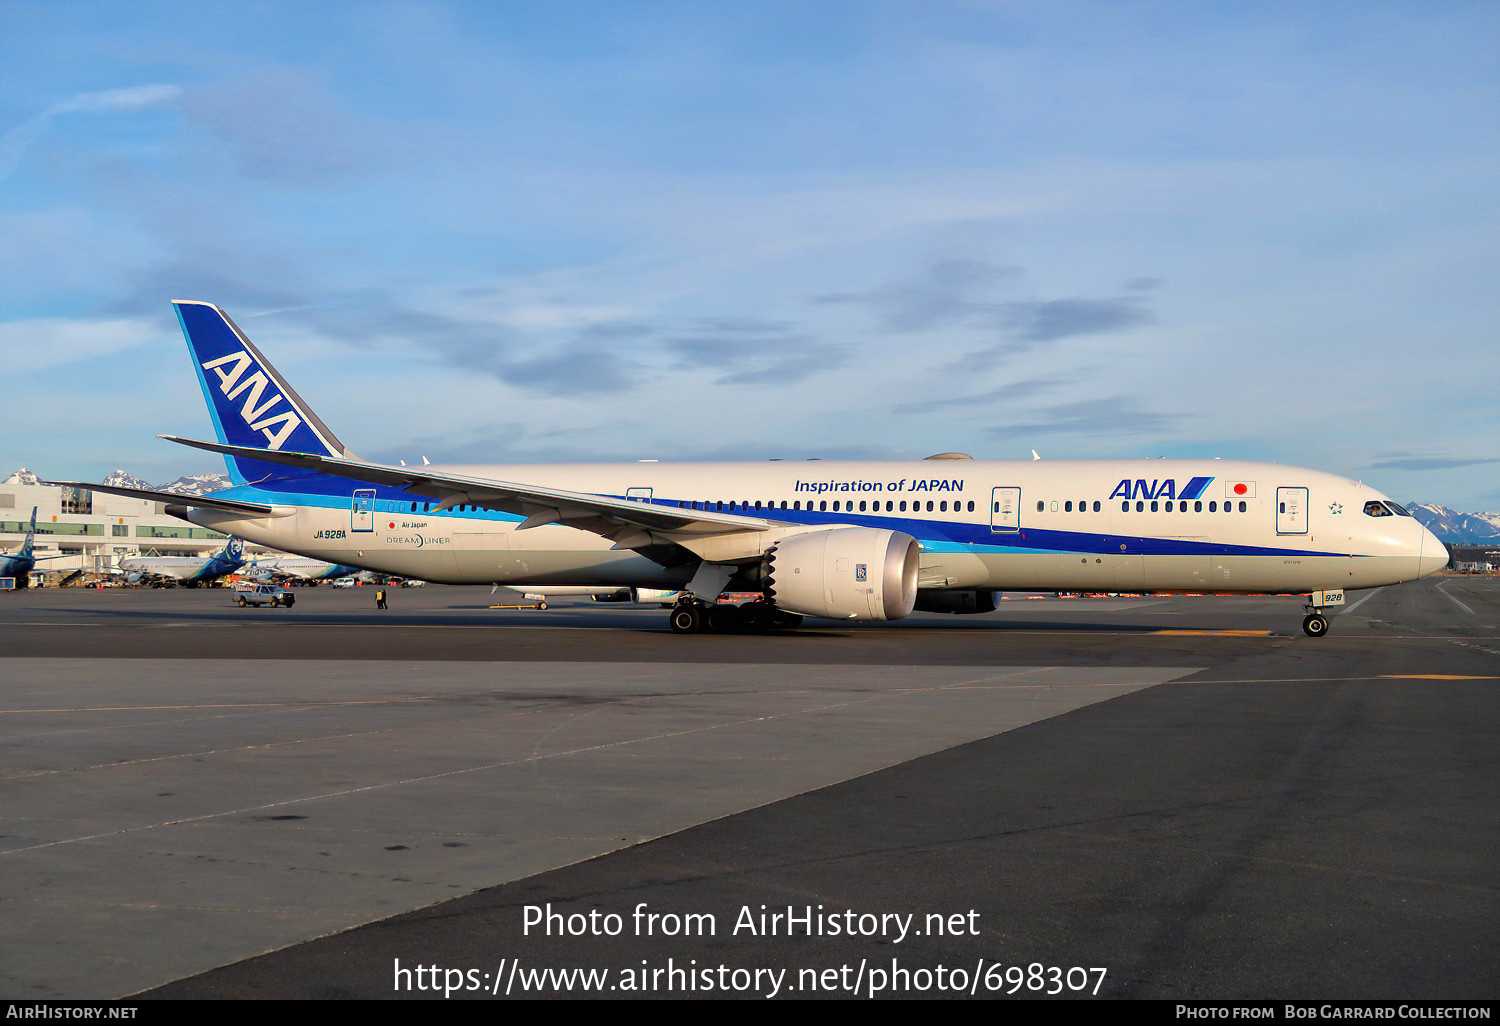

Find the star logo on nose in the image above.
[{"left": 1329, "top": 502, "right": 1343, "bottom": 514}]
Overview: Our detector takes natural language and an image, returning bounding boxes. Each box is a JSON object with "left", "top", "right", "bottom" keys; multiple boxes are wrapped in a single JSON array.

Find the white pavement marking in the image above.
[
  {"left": 1435, "top": 582, "right": 1476, "bottom": 616},
  {"left": 1341, "top": 588, "right": 1384, "bottom": 616}
]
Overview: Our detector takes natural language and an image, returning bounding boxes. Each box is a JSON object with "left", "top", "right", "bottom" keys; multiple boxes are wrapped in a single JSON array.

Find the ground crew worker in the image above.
[{"left": 376, "top": 589, "right": 387, "bottom": 610}]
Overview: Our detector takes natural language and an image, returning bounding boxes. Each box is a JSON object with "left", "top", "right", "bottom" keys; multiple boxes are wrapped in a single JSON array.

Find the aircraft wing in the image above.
[
  {"left": 2, "top": 553, "right": 73, "bottom": 566},
  {"left": 120, "top": 565, "right": 186, "bottom": 584},
  {"left": 157, "top": 435, "right": 782, "bottom": 547},
  {"left": 43, "top": 481, "right": 289, "bottom": 517}
]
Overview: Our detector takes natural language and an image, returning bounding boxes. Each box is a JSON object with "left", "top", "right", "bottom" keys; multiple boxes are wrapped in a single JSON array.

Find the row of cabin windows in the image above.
[
  {"left": 403, "top": 500, "right": 981, "bottom": 515},
  {"left": 1032, "top": 500, "right": 1104, "bottom": 513},
  {"left": 403, "top": 503, "right": 502, "bottom": 513},
  {"left": 1027, "top": 499, "right": 1250, "bottom": 514},
  {"left": 679, "top": 499, "right": 976, "bottom": 514},
  {"left": 1127, "top": 499, "right": 1242, "bottom": 513},
  {"left": 405, "top": 498, "right": 1253, "bottom": 517}
]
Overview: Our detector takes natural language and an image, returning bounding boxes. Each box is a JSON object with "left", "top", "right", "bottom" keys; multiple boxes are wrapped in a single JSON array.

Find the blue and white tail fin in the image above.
[
  {"left": 173, "top": 301, "right": 353, "bottom": 485},
  {"left": 19, "top": 507, "right": 36, "bottom": 558}
]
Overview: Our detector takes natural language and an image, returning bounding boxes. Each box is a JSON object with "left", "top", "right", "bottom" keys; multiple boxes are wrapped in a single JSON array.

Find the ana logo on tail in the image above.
[{"left": 200, "top": 352, "right": 304, "bottom": 450}]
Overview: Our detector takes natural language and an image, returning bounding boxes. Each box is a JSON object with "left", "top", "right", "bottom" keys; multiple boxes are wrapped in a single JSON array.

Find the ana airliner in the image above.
[{"left": 55, "top": 301, "right": 1447, "bottom": 636}]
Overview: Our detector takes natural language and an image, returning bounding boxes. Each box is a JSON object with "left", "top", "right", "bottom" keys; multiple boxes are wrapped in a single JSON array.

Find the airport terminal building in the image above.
[{"left": 0, "top": 477, "right": 244, "bottom": 576}]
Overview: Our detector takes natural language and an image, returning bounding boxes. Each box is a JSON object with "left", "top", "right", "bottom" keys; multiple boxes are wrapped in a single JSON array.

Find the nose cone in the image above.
[{"left": 1418, "top": 525, "right": 1449, "bottom": 578}]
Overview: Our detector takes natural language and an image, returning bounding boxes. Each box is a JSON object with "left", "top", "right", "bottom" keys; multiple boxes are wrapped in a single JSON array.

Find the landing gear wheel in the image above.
[
  {"left": 670, "top": 603, "right": 704, "bottom": 634},
  {"left": 1302, "top": 613, "right": 1328, "bottom": 637},
  {"left": 738, "top": 602, "right": 771, "bottom": 631},
  {"left": 707, "top": 604, "right": 742, "bottom": 632},
  {"left": 770, "top": 610, "right": 803, "bottom": 629}
]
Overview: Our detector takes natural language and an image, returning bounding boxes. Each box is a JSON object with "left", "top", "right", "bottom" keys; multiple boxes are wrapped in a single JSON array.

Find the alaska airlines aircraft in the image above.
[
  {"left": 57, "top": 301, "right": 1447, "bottom": 636},
  {"left": 242, "top": 555, "right": 363, "bottom": 585},
  {"left": 117, "top": 536, "right": 246, "bottom": 587},
  {"left": 0, "top": 508, "right": 71, "bottom": 587}
]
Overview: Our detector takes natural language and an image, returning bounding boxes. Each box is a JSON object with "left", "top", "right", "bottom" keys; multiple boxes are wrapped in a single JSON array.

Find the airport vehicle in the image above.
[
  {"left": 233, "top": 581, "right": 294, "bottom": 607},
  {"left": 56, "top": 301, "right": 1448, "bottom": 636},
  {"left": 116, "top": 536, "right": 246, "bottom": 587},
  {"left": 0, "top": 508, "right": 73, "bottom": 588}
]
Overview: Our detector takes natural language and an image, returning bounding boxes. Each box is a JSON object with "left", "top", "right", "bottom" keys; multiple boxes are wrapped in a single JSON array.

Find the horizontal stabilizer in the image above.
[{"left": 43, "top": 481, "right": 291, "bottom": 517}]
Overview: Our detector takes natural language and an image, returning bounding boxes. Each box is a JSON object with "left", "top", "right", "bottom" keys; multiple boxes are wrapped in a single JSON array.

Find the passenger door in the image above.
[
  {"left": 351, "top": 490, "right": 375, "bottom": 533},
  {"left": 990, "top": 487, "right": 1020, "bottom": 533},
  {"left": 1277, "top": 487, "right": 1308, "bottom": 535}
]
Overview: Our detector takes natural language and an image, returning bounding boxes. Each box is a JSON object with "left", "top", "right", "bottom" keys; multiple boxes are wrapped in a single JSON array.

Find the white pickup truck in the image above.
[{"left": 234, "top": 582, "right": 295, "bottom": 608}]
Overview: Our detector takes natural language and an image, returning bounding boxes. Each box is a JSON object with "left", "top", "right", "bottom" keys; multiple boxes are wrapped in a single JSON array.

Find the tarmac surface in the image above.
[{"left": 1, "top": 578, "right": 1496, "bottom": 1000}]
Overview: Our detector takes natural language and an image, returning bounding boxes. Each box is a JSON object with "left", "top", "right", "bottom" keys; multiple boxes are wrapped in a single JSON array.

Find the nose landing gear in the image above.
[
  {"left": 1302, "top": 605, "right": 1330, "bottom": 637},
  {"left": 1300, "top": 589, "right": 1344, "bottom": 637}
]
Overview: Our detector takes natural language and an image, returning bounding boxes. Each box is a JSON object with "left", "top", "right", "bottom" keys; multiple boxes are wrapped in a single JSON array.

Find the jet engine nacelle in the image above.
[
  {"left": 913, "top": 589, "right": 999, "bottom": 615},
  {"left": 765, "top": 527, "right": 920, "bottom": 621}
]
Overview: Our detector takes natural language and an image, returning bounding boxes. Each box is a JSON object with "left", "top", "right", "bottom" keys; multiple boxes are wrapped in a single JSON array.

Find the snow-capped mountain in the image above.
[
  {"left": 5, "top": 468, "right": 231, "bottom": 492},
  {"left": 103, "top": 470, "right": 153, "bottom": 491},
  {"left": 154, "top": 473, "right": 232, "bottom": 496},
  {"left": 1408, "top": 504, "right": 1500, "bottom": 544},
  {"left": 6, "top": 468, "right": 232, "bottom": 495}
]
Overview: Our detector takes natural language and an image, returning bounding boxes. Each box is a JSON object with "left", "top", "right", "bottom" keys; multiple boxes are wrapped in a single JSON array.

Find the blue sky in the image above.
[{"left": 3, "top": 1, "right": 1497, "bottom": 507}]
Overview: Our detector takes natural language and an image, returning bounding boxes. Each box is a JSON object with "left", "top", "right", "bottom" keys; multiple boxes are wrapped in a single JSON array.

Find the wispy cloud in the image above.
[
  {"left": 894, "top": 374, "right": 1074, "bottom": 415},
  {"left": 1368, "top": 454, "right": 1500, "bottom": 471},
  {"left": 986, "top": 396, "right": 1177, "bottom": 439},
  {"left": 51, "top": 85, "right": 182, "bottom": 115},
  {"left": 0, "top": 317, "right": 159, "bottom": 372},
  {"left": 818, "top": 258, "right": 1155, "bottom": 376},
  {"left": 1001, "top": 296, "right": 1151, "bottom": 342},
  {"left": 0, "top": 85, "right": 181, "bottom": 182},
  {"left": 813, "top": 259, "right": 1021, "bottom": 333},
  {"left": 180, "top": 71, "right": 374, "bottom": 184},
  {"left": 664, "top": 317, "right": 846, "bottom": 386}
]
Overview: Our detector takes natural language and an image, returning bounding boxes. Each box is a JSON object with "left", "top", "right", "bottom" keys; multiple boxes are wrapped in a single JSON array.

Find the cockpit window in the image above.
[
  {"left": 1363, "top": 501, "right": 1393, "bottom": 517},
  {"left": 1385, "top": 502, "right": 1413, "bottom": 517}
]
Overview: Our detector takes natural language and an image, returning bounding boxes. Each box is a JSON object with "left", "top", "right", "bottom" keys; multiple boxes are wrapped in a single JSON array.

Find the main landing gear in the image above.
[{"left": 668, "top": 598, "right": 803, "bottom": 634}]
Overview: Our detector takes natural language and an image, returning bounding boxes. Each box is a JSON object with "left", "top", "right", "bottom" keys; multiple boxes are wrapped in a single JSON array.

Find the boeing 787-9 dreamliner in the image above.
[{"left": 54, "top": 301, "right": 1447, "bottom": 636}]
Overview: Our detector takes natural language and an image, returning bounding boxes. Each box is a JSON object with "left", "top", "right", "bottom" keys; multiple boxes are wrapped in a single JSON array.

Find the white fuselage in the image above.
[
  {"left": 181, "top": 458, "right": 1446, "bottom": 596},
  {"left": 116, "top": 556, "right": 214, "bottom": 581}
]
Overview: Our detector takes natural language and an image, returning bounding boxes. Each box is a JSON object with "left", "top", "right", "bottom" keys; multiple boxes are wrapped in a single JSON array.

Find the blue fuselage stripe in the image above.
[{"left": 220, "top": 474, "right": 1361, "bottom": 561}]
